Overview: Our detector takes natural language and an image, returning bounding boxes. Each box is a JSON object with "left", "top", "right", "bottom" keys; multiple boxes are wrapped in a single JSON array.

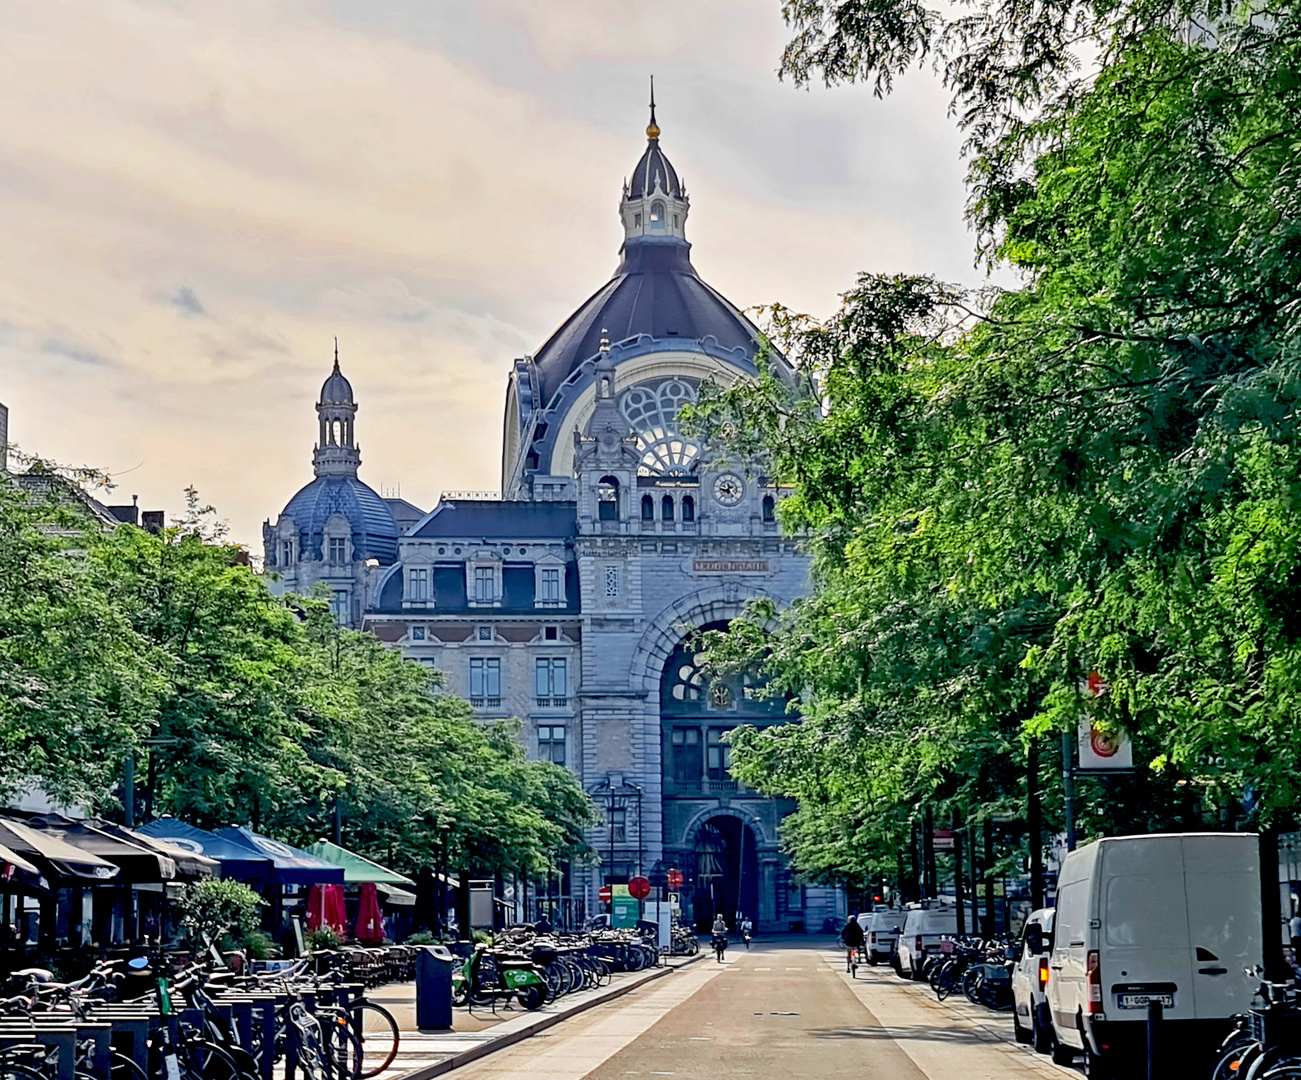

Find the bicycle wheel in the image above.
[
  {"left": 325, "top": 1022, "right": 362, "bottom": 1080},
  {"left": 109, "top": 1052, "right": 148, "bottom": 1080},
  {"left": 178, "top": 1036, "right": 246, "bottom": 1080},
  {"left": 0, "top": 1064, "right": 46, "bottom": 1080},
  {"left": 351, "top": 1001, "right": 400, "bottom": 1079}
]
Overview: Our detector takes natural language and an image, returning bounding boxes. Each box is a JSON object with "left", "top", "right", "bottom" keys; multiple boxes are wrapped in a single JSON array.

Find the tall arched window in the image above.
[
  {"left": 661, "top": 495, "right": 675, "bottom": 522},
  {"left": 650, "top": 201, "right": 666, "bottom": 232},
  {"left": 682, "top": 495, "right": 695, "bottom": 522},
  {"left": 762, "top": 494, "right": 776, "bottom": 523},
  {"left": 598, "top": 476, "right": 620, "bottom": 522},
  {"left": 641, "top": 494, "right": 655, "bottom": 521}
]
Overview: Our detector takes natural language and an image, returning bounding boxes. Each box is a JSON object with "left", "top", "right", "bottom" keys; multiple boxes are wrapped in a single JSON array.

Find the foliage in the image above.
[
  {"left": 688, "top": 0, "right": 1301, "bottom": 888},
  {"left": 306, "top": 926, "right": 343, "bottom": 952},
  {"left": 176, "top": 879, "right": 262, "bottom": 947},
  {"left": 403, "top": 931, "right": 437, "bottom": 946}
]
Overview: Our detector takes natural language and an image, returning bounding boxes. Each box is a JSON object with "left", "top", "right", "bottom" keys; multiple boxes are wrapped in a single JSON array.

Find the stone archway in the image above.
[{"left": 690, "top": 815, "right": 759, "bottom": 932}]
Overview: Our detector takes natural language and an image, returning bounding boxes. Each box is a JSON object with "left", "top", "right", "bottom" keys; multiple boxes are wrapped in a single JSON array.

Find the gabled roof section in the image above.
[{"left": 409, "top": 500, "right": 577, "bottom": 540}]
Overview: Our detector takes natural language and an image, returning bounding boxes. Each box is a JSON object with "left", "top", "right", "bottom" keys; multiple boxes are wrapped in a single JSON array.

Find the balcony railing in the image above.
[
  {"left": 470, "top": 697, "right": 502, "bottom": 709},
  {"left": 535, "top": 697, "right": 569, "bottom": 709},
  {"left": 662, "top": 777, "right": 750, "bottom": 797}
]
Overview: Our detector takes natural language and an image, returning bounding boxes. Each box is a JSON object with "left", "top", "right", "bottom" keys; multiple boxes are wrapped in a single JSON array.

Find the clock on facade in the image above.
[{"left": 712, "top": 473, "right": 745, "bottom": 506}]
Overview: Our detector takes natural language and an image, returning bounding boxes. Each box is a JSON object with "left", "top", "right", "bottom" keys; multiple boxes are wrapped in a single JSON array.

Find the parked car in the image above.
[
  {"left": 1011, "top": 907, "right": 1055, "bottom": 1054},
  {"left": 860, "top": 910, "right": 901, "bottom": 965},
  {"left": 1045, "top": 833, "right": 1262, "bottom": 1077},
  {"left": 896, "top": 905, "right": 959, "bottom": 980}
]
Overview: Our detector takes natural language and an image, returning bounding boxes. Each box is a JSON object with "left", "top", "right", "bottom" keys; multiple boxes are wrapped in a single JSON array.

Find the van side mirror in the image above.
[{"left": 1026, "top": 929, "right": 1045, "bottom": 955}]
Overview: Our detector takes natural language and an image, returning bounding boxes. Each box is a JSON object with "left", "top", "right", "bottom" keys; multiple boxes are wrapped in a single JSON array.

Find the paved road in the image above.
[{"left": 448, "top": 938, "right": 1075, "bottom": 1080}]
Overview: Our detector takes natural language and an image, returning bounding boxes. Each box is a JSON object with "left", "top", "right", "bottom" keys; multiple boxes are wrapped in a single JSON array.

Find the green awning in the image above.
[{"left": 306, "top": 840, "right": 414, "bottom": 886}]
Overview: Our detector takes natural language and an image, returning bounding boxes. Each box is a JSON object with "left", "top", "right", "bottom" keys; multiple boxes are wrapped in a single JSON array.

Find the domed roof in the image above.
[
  {"left": 629, "top": 139, "right": 681, "bottom": 199},
  {"left": 531, "top": 239, "right": 760, "bottom": 405},
  {"left": 320, "top": 365, "right": 354, "bottom": 406},
  {"left": 280, "top": 474, "right": 398, "bottom": 564}
]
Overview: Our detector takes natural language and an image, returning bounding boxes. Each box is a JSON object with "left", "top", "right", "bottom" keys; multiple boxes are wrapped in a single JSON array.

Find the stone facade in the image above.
[{"left": 263, "top": 110, "right": 844, "bottom": 932}]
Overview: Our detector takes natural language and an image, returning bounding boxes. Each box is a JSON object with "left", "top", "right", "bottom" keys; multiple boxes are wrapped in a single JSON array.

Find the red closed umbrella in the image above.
[
  {"left": 306, "top": 884, "right": 327, "bottom": 932},
  {"left": 325, "top": 882, "right": 348, "bottom": 934},
  {"left": 355, "top": 882, "right": 384, "bottom": 943}
]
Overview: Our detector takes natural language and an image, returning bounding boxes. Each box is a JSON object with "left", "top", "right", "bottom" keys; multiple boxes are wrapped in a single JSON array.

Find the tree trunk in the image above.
[
  {"left": 1028, "top": 738, "right": 1044, "bottom": 911},
  {"left": 923, "top": 807, "right": 936, "bottom": 899},
  {"left": 953, "top": 811, "right": 966, "bottom": 935}
]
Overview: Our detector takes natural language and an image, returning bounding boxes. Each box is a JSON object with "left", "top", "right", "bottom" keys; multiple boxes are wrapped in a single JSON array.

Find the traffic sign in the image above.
[
  {"left": 667, "top": 867, "right": 683, "bottom": 890},
  {"left": 628, "top": 875, "right": 651, "bottom": 900},
  {"left": 598, "top": 884, "right": 612, "bottom": 905}
]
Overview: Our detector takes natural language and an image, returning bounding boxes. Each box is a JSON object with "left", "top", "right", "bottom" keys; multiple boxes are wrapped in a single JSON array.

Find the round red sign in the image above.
[
  {"left": 628, "top": 876, "right": 651, "bottom": 900},
  {"left": 598, "top": 885, "right": 613, "bottom": 905},
  {"left": 667, "top": 867, "right": 683, "bottom": 890}
]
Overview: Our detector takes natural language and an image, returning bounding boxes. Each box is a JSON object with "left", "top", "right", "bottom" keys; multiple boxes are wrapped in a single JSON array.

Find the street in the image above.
[{"left": 443, "top": 939, "right": 1075, "bottom": 1080}]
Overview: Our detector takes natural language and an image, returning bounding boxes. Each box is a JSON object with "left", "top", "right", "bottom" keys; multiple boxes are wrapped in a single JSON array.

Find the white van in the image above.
[
  {"left": 896, "top": 905, "right": 959, "bottom": 979},
  {"left": 1046, "top": 833, "right": 1261, "bottom": 1076}
]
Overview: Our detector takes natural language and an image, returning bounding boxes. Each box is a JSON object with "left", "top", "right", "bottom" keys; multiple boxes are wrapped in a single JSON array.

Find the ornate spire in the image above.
[
  {"left": 647, "top": 76, "right": 659, "bottom": 140},
  {"left": 333, "top": 335, "right": 340, "bottom": 373},
  {"left": 315, "top": 346, "right": 360, "bottom": 477}
]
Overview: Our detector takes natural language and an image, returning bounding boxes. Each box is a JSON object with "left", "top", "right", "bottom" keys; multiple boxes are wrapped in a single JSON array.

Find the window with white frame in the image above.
[
  {"left": 408, "top": 567, "right": 429, "bottom": 602},
  {"left": 331, "top": 590, "right": 349, "bottom": 624},
  {"left": 537, "top": 725, "right": 566, "bottom": 765},
  {"left": 469, "top": 658, "right": 501, "bottom": 706},
  {"left": 473, "top": 565, "right": 495, "bottom": 603},
  {"left": 535, "top": 658, "right": 568, "bottom": 705},
  {"left": 539, "top": 566, "right": 562, "bottom": 603},
  {"left": 328, "top": 536, "right": 347, "bottom": 563}
]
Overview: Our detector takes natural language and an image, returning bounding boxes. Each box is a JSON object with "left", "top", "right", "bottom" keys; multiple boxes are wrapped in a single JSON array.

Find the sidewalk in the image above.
[
  {"left": 375, "top": 953, "right": 704, "bottom": 1080},
  {"left": 819, "top": 949, "right": 1079, "bottom": 1078}
]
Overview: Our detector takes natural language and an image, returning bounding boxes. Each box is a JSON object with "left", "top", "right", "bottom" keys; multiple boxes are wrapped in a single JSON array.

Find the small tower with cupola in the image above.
[{"left": 619, "top": 81, "right": 690, "bottom": 244}]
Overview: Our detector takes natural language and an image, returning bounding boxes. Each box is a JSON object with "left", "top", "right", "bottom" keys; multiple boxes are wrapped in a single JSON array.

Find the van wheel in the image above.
[
  {"left": 1082, "top": 1048, "right": 1111, "bottom": 1080},
  {"left": 1031, "top": 1013, "right": 1052, "bottom": 1055},
  {"left": 1050, "top": 1039, "right": 1075, "bottom": 1066}
]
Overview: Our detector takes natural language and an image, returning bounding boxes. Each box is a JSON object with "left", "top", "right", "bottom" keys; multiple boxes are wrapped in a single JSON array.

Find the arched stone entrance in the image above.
[{"left": 690, "top": 814, "right": 758, "bottom": 931}]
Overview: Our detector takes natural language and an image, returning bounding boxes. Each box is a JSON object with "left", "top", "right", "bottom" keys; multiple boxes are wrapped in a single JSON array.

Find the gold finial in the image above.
[{"left": 646, "top": 75, "right": 660, "bottom": 139}]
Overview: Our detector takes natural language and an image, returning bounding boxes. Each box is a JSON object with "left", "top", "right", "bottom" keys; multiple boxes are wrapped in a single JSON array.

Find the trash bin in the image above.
[{"left": 415, "top": 945, "right": 455, "bottom": 1030}]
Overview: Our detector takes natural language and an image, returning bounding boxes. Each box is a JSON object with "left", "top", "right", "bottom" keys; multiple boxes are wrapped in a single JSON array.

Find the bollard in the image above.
[
  {"left": 415, "top": 946, "right": 455, "bottom": 1030},
  {"left": 1147, "top": 998, "right": 1162, "bottom": 1080}
]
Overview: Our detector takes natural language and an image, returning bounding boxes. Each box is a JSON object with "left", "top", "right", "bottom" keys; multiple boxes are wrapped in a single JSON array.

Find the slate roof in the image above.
[
  {"left": 531, "top": 239, "right": 760, "bottom": 405},
  {"left": 409, "top": 500, "right": 577, "bottom": 540},
  {"left": 629, "top": 138, "right": 681, "bottom": 199},
  {"left": 281, "top": 475, "right": 399, "bottom": 564}
]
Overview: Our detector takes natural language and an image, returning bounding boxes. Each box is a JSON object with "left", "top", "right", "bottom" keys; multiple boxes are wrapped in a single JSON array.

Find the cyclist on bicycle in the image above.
[
  {"left": 711, "top": 914, "right": 729, "bottom": 962},
  {"left": 841, "top": 916, "right": 865, "bottom": 972}
]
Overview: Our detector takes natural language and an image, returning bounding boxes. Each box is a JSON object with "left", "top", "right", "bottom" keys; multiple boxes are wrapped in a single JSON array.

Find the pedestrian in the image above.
[
  {"left": 711, "top": 914, "right": 729, "bottom": 962},
  {"left": 841, "top": 915, "right": 865, "bottom": 973}
]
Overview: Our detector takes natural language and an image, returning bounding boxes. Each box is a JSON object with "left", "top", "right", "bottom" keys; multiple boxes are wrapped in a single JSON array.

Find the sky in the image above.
[{"left": 0, "top": 0, "right": 981, "bottom": 548}]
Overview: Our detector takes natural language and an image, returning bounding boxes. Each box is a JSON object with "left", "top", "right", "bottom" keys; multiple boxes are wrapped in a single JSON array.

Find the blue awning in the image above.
[
  {"left": 215, "top": 827, "right": 345, "bottom": 886},
  {"left": 137, "top": 818, "right": 273, "bottom": 882}
]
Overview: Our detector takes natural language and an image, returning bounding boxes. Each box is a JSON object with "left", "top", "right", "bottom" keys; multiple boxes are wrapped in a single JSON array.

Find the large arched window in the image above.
[
  {"left": 598, "top": 476, "right": 620, "bottom": 522},
  {"left": 661, "top": 495, "right": 675, "bottom": 522},
  {"left": 762, "top": 494, "right": 776, "bottom": 523},
  {"left": 682, "top": 495, "right": 695, "bottom": 522},
  {"left": 641, "top": 494, "right": 655, "bottom": 521},
  {"left": 619, "top": 379, "right": 702, "bottom": 476}
]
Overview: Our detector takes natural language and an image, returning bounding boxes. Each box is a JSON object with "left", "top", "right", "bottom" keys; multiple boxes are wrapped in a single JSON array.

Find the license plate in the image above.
[{"left": 1118, "top": 993, "right": 1173, "bottom": 1009}]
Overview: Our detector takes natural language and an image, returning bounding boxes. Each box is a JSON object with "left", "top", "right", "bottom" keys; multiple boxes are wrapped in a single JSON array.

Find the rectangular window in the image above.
[
  {"left": 707, "top": 728, "right": 733, "bottom": 778},
  {"left": 329, "top": 537, "right": 347, "bottom": 563},
  {"left": 604, "top": 565, "right": 619, "bottom": 598},
  {"left": 408, "top": 567, "right": 428, "bottom": 602},
  {"left": 608, "top": 806, "right": 627, "bottom": 843},
  {"left": 474, "top": 566, "right": 495, "bottom": 602},
  {"left": 281, "top": 541, "right": 293, "bottom": 566},
  {"left": 540, "top": 567, "right": 562, "bottom": 601},
  {"left": 538, "top": 725, "right": 566, "bottom": 766},
  {"left": 671, "top": 727, "right": 702, "bottom": 786},
  {"left": 331, "top": 590, "right": 349, "bottom": 624},
  {"left": 469, "top": 658, "right": 501, "bottom": 706},
  {"left": 535, "top": 658, "right": 568, "bottom": 704}
]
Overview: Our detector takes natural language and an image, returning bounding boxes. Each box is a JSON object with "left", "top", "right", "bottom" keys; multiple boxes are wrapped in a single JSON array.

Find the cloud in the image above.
[
  {"left": 0, "top": 0, "right": 980, "bottom": 547},
  {"left": 170, "top": 285, "right": 206, "bottom": 317}
]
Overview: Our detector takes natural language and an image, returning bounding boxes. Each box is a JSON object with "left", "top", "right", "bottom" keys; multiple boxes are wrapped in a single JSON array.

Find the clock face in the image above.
[{"left": 713, "top": 473, "right": 745, "bottom": 507}]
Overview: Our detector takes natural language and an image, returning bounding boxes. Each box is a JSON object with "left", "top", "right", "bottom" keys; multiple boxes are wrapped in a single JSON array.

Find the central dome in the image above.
[{"left": 280, "top": 474, "right": 398, "bottom": 564}]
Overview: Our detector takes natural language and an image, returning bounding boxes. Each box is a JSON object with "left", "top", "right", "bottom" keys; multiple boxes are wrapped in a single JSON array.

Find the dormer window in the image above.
[{"left": 650, "top": 201, "right": 665, "bottom": 232}]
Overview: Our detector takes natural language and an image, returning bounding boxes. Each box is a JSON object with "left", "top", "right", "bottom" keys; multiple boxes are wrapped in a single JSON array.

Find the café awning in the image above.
[
  {"left": 0, "top": 840, "right": 41, "bottom": 880},
  {"left": 138, "top": 818, "right": 273, "bottom": 881},
  {"left": 0, "top": 818, "right": 119, "bottom": 883},
  {"left": 215, "top": 827, "right": 344, "bottom": 886},
  {"left": 89, "top": 820, "right": 218, "bottom": 880},
  {"left": 306, "top": 840, "right": 414, "bottom": 886},
  {"left": 22, "top": 814, "right": 177, "bottom": 884}
]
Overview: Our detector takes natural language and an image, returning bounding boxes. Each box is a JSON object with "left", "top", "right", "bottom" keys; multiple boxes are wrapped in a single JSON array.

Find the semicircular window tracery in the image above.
[{"left": 619, "top": 378, "right": 702, "bottom": 477}]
